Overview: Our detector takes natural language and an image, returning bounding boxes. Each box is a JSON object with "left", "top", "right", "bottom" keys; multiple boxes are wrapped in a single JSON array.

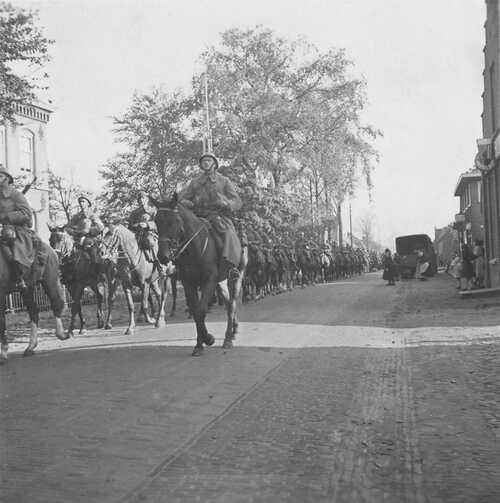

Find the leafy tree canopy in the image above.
[{"left": 0, "top": 2, "right": 53, "bottom": 123}]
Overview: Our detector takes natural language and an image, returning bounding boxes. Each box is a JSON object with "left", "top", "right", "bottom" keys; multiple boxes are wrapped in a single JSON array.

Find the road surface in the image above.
[{"left": 1, "top": 272, "right": 500, "bottom": 502}]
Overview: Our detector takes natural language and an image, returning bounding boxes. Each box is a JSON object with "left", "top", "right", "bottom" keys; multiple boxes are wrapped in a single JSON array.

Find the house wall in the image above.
[
  {"left": 0, "top": 105, "right": 51, "bottom": 242},
  {"left": 482, "top": 0, "right": 500, "bottom": 287}
]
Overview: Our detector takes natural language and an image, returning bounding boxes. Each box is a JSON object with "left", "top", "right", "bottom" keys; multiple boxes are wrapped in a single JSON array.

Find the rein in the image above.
[{"left": 157, "top": 206, "right": 209, "bottom": 260}]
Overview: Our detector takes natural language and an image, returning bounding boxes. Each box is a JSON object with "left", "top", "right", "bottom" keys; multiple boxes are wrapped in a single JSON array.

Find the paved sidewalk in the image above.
[{"left": 7, "top": 320, "right": 500, "bottom": 357}]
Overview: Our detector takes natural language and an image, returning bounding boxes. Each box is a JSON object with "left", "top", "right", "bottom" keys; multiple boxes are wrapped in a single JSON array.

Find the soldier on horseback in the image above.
[
  {"left": 0, "top": 167, "right": 34, "bottom": 289},
  {"left": 179, "top": 152, "right": 243, "bottom": 278},
  {"left": 67, "top": 196, "right": 104, "bottom": 263},
  {"left": 128, "top": 191, "right": 165, "bottom": 277}
]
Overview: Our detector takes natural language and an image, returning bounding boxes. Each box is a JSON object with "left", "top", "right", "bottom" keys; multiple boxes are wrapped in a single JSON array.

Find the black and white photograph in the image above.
[{"left": 1, "top": 1, "right": 500, "bottom": 501}]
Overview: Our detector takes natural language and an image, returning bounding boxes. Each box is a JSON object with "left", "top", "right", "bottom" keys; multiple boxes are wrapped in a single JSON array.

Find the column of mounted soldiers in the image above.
[
  {"left": 237, "top": 211, "right": 368, "bottom": 301},
  {"left": 1, "top": 154, "right": 368, "bottom": 304}
]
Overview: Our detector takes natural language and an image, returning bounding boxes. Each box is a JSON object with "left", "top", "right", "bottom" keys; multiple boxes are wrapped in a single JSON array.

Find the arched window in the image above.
[{"left": 19, "top": 129, "right": 35, "bottom": 174}]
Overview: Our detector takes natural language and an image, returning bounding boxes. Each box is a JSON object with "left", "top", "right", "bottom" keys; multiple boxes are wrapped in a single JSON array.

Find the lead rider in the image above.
[{"left": 179, "top": 153, "right": 242, "bottom": 279}]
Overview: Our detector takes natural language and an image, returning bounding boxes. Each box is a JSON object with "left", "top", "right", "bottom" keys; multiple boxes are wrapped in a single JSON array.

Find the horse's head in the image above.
[
  {"left": 48, "top": 225, "right": 71, "bottom": 256},
  {"left": 151, "top": 192, "right": 184, "bottom": 263}
]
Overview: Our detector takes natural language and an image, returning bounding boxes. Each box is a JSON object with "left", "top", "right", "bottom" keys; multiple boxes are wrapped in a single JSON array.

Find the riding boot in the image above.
[{"left": 13, "top": 262, "right": 27, "bottom": 290}]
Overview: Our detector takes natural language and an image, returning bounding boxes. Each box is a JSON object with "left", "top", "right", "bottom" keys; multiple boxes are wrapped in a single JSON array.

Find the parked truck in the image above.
[{"left": 395, "top": 234, "right": 437, "bottom": 279}]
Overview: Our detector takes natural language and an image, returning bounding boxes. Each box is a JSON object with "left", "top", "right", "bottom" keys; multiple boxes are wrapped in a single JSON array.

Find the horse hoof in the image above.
[
  {"left": 155, "top": 320, "right": 165, "bottom": 329},
  {"left": 203, "top": 334, "right": 215, "bottom": 346},
  {"left": 104, "top": 324, "right": 113, "bottom": 330},
  {"left": 125, "top": 328, "right": 133, "bottom": 335},
  {"left": 23, "top": 348, "right": 35, "bottom": 357},
  {"left": 56, "top": 330, "right": 69, "bottom": 341},
  {"left": 97, "top": 323, "right": 104, "bottom": 329},
  {"left": 222, "top": 339, "right": 233, "bottom": 349},
  {"left": 67, "top": 330, "right": 74, "bottom": 338},
  {"left": 192, "top": 346, "right": 204, "bottom": 357}
]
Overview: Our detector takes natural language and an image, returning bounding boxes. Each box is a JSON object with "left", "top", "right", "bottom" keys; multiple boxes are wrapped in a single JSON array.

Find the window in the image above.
[
  {"left": 0, "top": 126, "right": 5, "bottom": 167},
  {"left": 465, "top": 185, "right": 471, "bottom": 208},
  {"left": 19, "top": 130, "right": 34, "bottom": 173}
]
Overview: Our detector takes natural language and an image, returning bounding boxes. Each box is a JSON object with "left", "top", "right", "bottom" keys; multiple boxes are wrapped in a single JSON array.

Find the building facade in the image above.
[
  {"left": 434, "top": 226, "right": 459, "bottom": 266},
  {"left": 454, "top": 170, "right": 484, "bottom": 246},
  {"left": 0, "top": 102, "right": 52, "bottom": 241},
  {"left": 477, "top": 0, "right": 500, "bottom": 287}
]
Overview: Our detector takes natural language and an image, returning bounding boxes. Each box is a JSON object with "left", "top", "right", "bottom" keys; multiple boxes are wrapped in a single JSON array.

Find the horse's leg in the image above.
[
  {"left": 94, "top": 279, "right": 105, "bottom": 329},
  {"left": 0, "top": 292, "right": 8, "bottom": 364},
  {"left": 68, "top": 285, "right": 84, "bottom": 337},
  {"left": 151, "top": 279, "right": 166, "bottom": 328},
  {"left": 169, "top": 276, "right": 177, "bottom": 317},
  {"left": 217, "top": 280, "right": 233, "bottom": 348},
  {"left": 140, "top": 282, "right": 155, "bottom": 324},
  {"left": 123, "top": 281, "right": 136, "bottom": 335},
  {"left": 104, "top": 276, "right": 117, "bottom": 330},
  {"left": 21, "top": 286, "right": 39, "bottom": 357},
  {"left": 41, "top": 273, "right": 67, "bottom": 341},
  {"left": 219, "top": 268, "right": 243, "bottom": 348},
  {"left": 187, "top": 281, "right": 215, "bottom": 356}
]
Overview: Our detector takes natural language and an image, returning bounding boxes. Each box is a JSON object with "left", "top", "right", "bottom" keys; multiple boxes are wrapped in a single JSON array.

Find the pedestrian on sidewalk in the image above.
[
  {"left": 448, "top": 252, "right": 462, "bottom": 289},
  {"left": 460, "top": 243, "right": 475, "bottom": 291},
  {"left": 472, "top": 239, "right": 485, "bottom": 289},
  {"left": 415, "top": 248, "right": 430, "bottom": 281},
  {"left": 382, "top": 248, "right": 396, "bottom": 286}
]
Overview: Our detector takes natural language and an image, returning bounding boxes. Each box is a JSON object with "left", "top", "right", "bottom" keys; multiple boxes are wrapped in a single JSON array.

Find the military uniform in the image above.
[
  {"left": 68, "top": 205, "right": 104, "bottom": 263},
  {"left": 0, "top": 178, "right": 34, "bottom": 285},
  {"left": 179, "top": 155, "right": 242, "bottom": 270},
  {"left": 128, "top": 204, "right": 162, "bottom": 268}
]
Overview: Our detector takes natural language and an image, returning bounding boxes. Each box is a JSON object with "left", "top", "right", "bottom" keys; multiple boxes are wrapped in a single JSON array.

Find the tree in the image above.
[
  {"left": 100, "top": 89, "right": 198, "bottom": 216},
  {"left": 197, "top": 27, "right": 373, "bottom": 190},
  {"left": 48, "top": 170, "right": 93, "bottom": 224},
  {"left": 358, "top": 212, "right": 375, "bottom": 251},
  {"left": 0, "top": 2, "right": 53, "bottom": 123}
]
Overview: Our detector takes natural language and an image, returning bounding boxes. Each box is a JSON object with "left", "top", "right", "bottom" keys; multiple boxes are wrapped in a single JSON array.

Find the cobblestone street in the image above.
[{"left": 1, "top": 272, "right": 500, "bottom": 502}]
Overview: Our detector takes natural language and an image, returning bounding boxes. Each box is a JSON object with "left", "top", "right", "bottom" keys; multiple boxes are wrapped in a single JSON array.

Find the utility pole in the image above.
[
  {"left": 349, "top": 203, "right": 353, "bottom": 248},
  {"left": 203, "top": 72, "right": 213, "bottom": 154}
]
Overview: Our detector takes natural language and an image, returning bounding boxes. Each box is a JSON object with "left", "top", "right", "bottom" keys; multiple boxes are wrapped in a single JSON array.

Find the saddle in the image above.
[{"left": 0, "top": 227, "right": 48, "bottom": 286}]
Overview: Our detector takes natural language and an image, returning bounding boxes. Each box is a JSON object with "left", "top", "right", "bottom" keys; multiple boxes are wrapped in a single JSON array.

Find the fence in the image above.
[{"left": 6, "top": 285, "right": 97, "bottom": 313}]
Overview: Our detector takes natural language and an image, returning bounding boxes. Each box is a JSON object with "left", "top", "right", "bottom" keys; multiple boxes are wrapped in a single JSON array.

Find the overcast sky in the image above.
[{"left": 21, "top": 0, "right": 485, "bottom": 247}]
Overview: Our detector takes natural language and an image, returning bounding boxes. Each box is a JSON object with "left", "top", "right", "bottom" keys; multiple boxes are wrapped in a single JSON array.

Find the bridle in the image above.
[
  {"left": 101, "top": 228, "right": 142, "bottom": 272},
  {"left": 156, "top": 206, "right": 209, "bottom": 261}
]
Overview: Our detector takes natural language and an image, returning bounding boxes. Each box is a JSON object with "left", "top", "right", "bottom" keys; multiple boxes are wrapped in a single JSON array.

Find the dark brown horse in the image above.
[
  {"left": 49, "top": 226, "right": 112, "bottom": 336},
  {"left": 0, "top": 233, "right": 68, "bottom": 364},
  {"left": 152, "top": 193, "right": 247, "bottom": 356}
]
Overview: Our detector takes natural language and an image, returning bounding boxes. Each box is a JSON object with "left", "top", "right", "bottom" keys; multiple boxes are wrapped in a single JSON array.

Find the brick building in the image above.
[
  {"left": 476, "top": 0, "right": 500, "bottom": 287},
  {"left": 0, "top": 101, "right": 52, "bottom": 241}
]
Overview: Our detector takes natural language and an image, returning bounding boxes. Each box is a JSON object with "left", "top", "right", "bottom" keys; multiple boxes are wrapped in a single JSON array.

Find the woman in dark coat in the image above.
[
  {"left": 460, "top": 243, "right": 475, "bottom": 291},
  {"left": 382, "top": 248, "right": 396, "bottom": 286}
]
